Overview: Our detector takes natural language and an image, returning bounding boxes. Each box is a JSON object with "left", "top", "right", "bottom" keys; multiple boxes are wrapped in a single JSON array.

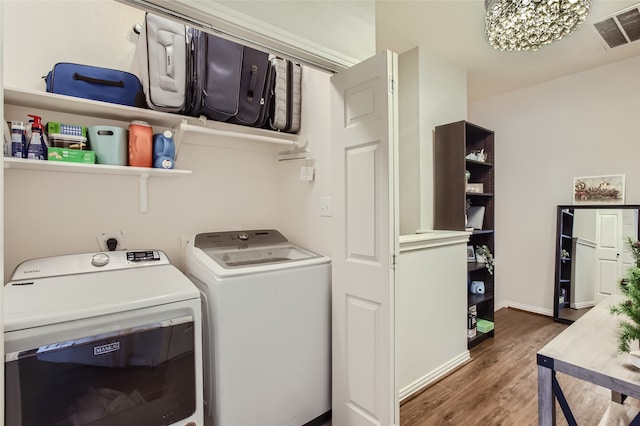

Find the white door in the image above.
[
  {"left": 330, "top": 50, "right": 399, "bottom": 426},
  {"left": 595, "top": 209, "right": 623, "bottom": 300}
]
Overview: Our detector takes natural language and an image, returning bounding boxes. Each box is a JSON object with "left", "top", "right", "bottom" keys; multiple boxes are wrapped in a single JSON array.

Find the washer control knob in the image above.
[
  {"left": 237, "top": 233, "right": 249, "bottom": 241},
  {"left": 91, "top": 253, "right": 110, "bottom": 267}
]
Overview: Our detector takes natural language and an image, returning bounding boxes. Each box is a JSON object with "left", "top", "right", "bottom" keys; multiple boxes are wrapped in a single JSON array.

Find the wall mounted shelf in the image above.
[
  {"left": 4, "top": 86, "right": 308, "bottom": 211},
  {"left": 4, "top": 158, "right": 191, "bottom": 213},
  {"left": 4, "top": 87, "right": 301, "bottom": 153}
]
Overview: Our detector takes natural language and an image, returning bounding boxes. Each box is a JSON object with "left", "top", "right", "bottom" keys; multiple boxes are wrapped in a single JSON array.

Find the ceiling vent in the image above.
[{"left": 592, "top": 3, "right": 640, "bottom": 49}]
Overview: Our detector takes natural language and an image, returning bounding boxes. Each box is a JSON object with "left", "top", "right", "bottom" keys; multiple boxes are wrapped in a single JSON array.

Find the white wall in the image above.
[
  {"left": 469, "top": 56, "right": 640, "bottom": 314},
  {"left": 573, "top": 238, "right": 596, "bottom": 308},
  {"left": 397, "top": 233, "right": 469, "bottom": 400},
  {"left": 210, "top": 0, "right": 376, "bottom": 65},
  {"left": 397, "top": 47, "right": 467, "bottom": 234},
  {"left": 417, "top": 52, "right": 467, "bottom": 231},
  {"left": 573, "top": 209, "right": 597, "bottom": 243},
  {"left": 398, "top": 49, "right": 421, "bottom": 235},
  {"left": 3, "top": 0, "right": 333, "bottom": 280}
]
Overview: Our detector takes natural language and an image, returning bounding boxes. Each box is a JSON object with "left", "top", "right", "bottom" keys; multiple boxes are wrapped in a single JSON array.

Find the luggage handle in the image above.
[
  {"left": 73, "top": 72, "right": 125, "bottom": 88},
  {"left": 247, "top": 64, "right": 258, "bottom": 102},
  {"left": 166, "top": 45, "right": 174, "bottom": 78}
]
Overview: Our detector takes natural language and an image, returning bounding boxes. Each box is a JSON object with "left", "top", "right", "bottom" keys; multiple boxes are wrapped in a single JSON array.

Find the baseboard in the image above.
[
  {"left": 399, "top": 351, "right": 470, "bottom": 402},
  {"left": 502, "top": 300, "right": 553, "bottom": 317},
  {"left": 570, "top": 301, "right": 595, "bottom": 309}
]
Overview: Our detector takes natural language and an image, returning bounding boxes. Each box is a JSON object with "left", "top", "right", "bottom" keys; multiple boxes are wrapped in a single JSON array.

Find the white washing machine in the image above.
[
  {"left": 4, "top": 250, "right": 204, "bottom": 426},
  {"left": 184, "top": 230, "right": 331, "bottom": 426}
]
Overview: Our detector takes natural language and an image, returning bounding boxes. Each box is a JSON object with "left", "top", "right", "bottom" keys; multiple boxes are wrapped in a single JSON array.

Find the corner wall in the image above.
[
  {"left": 469, "top": 56, "right": 640, "bottom": 314},
  {"left": 397, "top": 47, "right": 467, "bottom": 234}
]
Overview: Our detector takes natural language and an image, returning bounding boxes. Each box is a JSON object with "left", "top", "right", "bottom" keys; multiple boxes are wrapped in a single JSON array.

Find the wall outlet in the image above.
[{"left": 97, "top": 230, "right": 127, "bottom": 251}]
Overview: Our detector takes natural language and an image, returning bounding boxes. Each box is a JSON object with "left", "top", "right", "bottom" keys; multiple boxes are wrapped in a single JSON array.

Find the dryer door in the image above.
[{"left": 5, "top": 314, "right": 196, "bottom": 426}]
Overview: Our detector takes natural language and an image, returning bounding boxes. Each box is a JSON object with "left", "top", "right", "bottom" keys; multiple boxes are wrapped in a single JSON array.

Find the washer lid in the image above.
[
  {"left": 189, "top": 231, "right": 330, "bottom": 277},
  {"left": 194, "top": 229, "right": 288, "bottom": 250},
  {"left": 202, "top": 244, "right": 322, "bottom": 269}
]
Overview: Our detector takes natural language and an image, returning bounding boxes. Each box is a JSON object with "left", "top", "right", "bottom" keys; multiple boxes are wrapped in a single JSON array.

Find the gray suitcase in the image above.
[
  {"left": 269, "top": 58, "right": 301, "bottom": 133},
  {"left": 137, "top": 13, "right": 190, "bottom": 113}
]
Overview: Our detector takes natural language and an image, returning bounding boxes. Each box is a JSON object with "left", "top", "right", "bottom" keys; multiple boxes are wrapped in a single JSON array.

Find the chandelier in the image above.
[{"left": 485, "top": 0, "right": 592, "bottom": 51}]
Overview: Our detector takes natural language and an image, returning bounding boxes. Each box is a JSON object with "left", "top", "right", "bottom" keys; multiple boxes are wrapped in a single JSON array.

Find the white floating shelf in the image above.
[
  {"left": 4, "top": 158, "right": 191, "bottom": 213},
  {"left": 3, "top": 157, "right": 191, "bottom": 177},
  {"left": 3, "top": 86, "right": 307, "bottom": 210},
  {"left": 4, "top": 87, "right": 300, "bottom": 149}
]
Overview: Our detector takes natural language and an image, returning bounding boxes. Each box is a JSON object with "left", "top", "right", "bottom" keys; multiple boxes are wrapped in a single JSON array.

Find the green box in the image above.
[
  {"left": 46, "top": 121, "right": 87, "bottom": 138},
  {"left": 48, "top": 147, "right": 95, "bottom": 164},
  {"left": 476, "top": 319, "right": 494, "bottom": 333}
]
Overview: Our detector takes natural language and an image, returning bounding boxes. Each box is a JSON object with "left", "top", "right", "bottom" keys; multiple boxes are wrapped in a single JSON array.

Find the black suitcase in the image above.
[
  {"left": 228, "top": 47, "right": 272, "bottom": 127},
  {"left": 188, "top": 29, "right": 244, "bottom": 121}
]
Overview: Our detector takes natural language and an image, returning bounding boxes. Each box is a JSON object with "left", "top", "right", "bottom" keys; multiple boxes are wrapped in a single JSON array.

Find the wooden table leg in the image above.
[
  {"left": 611, "top": 390, "right": 626, "bottom": 404},
  {"left": 538, "top": 364, "right": 556, "bottom": 426}
]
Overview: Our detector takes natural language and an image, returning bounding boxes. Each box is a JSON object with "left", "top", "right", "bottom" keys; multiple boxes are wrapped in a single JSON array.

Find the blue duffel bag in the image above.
[{"left": 45, "top": 62, "right": 147, "bottom": 108}]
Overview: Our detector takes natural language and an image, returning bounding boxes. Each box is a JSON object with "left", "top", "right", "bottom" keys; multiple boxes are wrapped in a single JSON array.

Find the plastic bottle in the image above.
[
  {"left": 26, "top": 115, "right": 47, "bottom": 160},
  {"left": 152, "top": 130, "right": 175, "bottom": 169},
  {"left": 128, "top": 121, "right": 153, "bottom": 167},
  {"left": 10, "top": 121, "right": 26, "bottom": 158}
]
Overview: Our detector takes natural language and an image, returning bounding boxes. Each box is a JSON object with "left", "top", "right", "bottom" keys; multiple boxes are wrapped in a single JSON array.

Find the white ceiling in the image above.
[
  {"left": 157, "top": 1, "right": 640, "bottom": 102},
  {"left": 376, "top": 0, "right": 640, "bottom": 101}
]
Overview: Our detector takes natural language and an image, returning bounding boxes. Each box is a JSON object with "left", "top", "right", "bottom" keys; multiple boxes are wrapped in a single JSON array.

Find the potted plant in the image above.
[
  {"left": 609, "top": 238, "right": 640, "bottom": 365},
  {"left": 475, "top": 245, "right": 494, "bottom": 275}
]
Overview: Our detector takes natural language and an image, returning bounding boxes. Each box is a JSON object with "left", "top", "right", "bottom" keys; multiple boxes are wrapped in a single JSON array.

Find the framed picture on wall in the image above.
[{"left": 573, "top": 174, "right": 625, "bottom": 205}]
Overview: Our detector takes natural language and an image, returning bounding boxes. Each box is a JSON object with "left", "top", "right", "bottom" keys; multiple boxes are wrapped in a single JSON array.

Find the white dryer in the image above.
[
  {"left": 184, "top": 230, "right": 331, "bottom": 426},
  {"left": 4, "top": 250, "right": 204, "bottom": 426}
]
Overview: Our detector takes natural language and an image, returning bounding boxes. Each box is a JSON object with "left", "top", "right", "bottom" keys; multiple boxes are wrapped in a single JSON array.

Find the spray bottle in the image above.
[{"left": 26, "top": 114, "right": 47, "bottom": 160}]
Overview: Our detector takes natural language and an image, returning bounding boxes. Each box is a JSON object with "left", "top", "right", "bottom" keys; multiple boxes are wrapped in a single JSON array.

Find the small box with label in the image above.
[
  {"left": 48, "top": 147, "right": 95, "bottom": 164},
  {"left": 466, "top": 183, "right": 484, "bottom": 193}
]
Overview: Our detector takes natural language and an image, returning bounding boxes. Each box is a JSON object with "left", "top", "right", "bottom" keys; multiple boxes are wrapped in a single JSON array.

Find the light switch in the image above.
[{"left": 320, "top": 197, "right": 332, "bottom": 217}]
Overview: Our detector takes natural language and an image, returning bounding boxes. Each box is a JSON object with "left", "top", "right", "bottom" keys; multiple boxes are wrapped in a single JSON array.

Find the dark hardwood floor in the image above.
[
  {"left": 400, "top": 307, "right": 634, "bottom": 426},
  {"left": 559, "top": 306, "right": 592, "bottom": 322}
]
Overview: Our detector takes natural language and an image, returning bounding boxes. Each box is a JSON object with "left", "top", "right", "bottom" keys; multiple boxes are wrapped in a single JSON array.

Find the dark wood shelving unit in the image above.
[
  {"left": 434, "top": 120, "right": 495, "bottom": 349},
  {"left": 556, "top": 208, "right": 574, "bottom": 310}
]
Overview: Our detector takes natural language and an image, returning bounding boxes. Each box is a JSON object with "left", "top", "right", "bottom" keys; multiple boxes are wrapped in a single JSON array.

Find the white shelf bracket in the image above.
[
  {"left": 173, "top": 118, "right": 188, "bottom": 162},
  {"left": 278, "top": 140, "right": 311, "bottom": 161},
  {"left": 139, "top": 172, "right": 150, "bottom": 213}
]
